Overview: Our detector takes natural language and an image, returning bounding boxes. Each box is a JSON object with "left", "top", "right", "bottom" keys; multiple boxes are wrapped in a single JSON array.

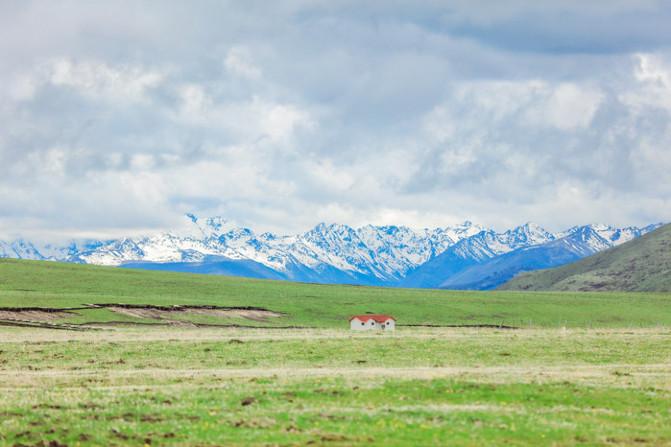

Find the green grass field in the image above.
[
  {"left": 1, "top": 259, "right": 670, "bottom": 446},
  {"left": 1, "top": 258, "right": 671, "bottom": 328}
]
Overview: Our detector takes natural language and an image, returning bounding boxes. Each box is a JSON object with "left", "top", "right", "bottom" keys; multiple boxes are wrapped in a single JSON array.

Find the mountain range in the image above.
[{"left": 0, "top": 215, "right": 662, "bottom": 290}]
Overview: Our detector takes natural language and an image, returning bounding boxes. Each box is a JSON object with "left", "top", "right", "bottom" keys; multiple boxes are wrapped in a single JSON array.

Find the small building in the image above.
[{"left": 349, "top": 314, "right": 396, "bottom": 331}]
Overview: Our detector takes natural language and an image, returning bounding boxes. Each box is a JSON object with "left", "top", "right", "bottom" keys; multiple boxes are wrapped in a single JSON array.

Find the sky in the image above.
[{"left": 1, "top": 0, "right": 670, "bottom": 241}]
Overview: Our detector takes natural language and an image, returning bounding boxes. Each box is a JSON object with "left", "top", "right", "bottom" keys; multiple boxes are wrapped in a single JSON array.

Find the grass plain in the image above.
[
  {"left": 1, "top": 327, "right": 670, "bottom": 446},
  {"left": 1, "top": 258, "right": 671, "bottom": 328},
  {"left": 0, "top": 259, "right": 670, "bottom": 445}
]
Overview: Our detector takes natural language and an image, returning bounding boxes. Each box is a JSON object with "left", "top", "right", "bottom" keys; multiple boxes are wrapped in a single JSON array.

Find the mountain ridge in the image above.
[
  {"left": 0, "top": 215, "right": 662, "bottom": 289},
  {"left": 499, "top": 223, "right": 671, "bottom": 292}
]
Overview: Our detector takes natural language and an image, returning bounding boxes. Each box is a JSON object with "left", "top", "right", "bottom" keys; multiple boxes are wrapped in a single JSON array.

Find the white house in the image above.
[{"left": 349, "top": 314, "right": 396, "bottom": 331}]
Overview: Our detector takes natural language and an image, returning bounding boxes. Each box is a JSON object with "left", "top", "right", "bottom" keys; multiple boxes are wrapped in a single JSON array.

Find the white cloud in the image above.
[
  {"left": 8, "top": 75, "right": 39, "bottom": 101},
  {"left": 634, "top": 53, "right": 671, "bottom": 85},
  {"left": 224, "top": 46, "right": 262, "bottom": 79},
  {"left": 129, "top": 153, "right": 156, "bottom": 170},
  {"left": 304, "top": 159, "right": 356, "bottom": 192},
  {"left": 534, "top": 83, "right": 603, "bottom": 130},
  {"left": 48, "top": 59, "right": 164, "bottom": 103},
  {"left": 445, "top": 80, "right": 603, "bottom": 131},
  {"left": 620, "top": 53, "right": 671, "bottom": 110},
  {"left": 258, "top": 99, "right": 315, "bottom": 142},
  {"left": 175, "top": 84, "right": 314, "bottom": 144}
]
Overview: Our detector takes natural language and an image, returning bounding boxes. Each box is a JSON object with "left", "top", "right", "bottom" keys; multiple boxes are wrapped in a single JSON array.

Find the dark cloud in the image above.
[{"left": 442, "top": 3, "right": 671, "bottom": 54}]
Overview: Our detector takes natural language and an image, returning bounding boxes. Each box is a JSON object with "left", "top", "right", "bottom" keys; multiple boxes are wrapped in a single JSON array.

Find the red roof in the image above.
[{"left": 349, "top": 314, "right": 395, "bottom": 323}]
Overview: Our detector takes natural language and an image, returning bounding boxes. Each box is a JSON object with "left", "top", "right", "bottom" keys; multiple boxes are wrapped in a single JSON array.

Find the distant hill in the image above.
[
  {"left": 402, "top": 223, "right": 659, "bottom": 290},
  {"left": 437, "top": 242, "right": 582, "bottom": 290},
  {"left": 500, "top": 224, "right": 671, "bottom": 292}
]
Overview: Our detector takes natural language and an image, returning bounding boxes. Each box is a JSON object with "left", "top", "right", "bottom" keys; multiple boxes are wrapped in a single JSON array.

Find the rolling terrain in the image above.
[
  {"left": 1, "top": 258, "right": 671, "bottom": 328},
  {"left": 501, "top": 223, "right": 671, "bottom": 292}
]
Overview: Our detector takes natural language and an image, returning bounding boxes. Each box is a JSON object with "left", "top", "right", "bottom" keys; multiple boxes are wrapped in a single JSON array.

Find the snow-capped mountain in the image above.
[
  {"left": 0, "top": 215, "right": 662, "bottom": 289},
  {"left": 400, "top": 222, "right": 558, "bottom": 288},
  {"left": 408, "top": 223, "right": 664, "bottom": 290},
  {"left": 61, "top": 216, "right": 484, "bottom": 284},
  {"left": 556, "top": 224, "right": 658, "bottom": 256},
  {"left": 0, "top": 239, "right": 44, "bottom": 260},
  {"left": 446, "top": 222, "right": 556, "bottom": 262}
]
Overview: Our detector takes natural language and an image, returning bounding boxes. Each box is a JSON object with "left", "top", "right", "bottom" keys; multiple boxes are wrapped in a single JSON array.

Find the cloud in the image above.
[
  {"left": 438, "top": 0, "right": 671, "bottom": 54},
  {"left": 525, "top": 83, "right": 603, "bottom": 130},
  {"left": 225, "top": 46, "right": 262, "bottom": 79},
  {"left": 173, "top": 83, "right": 315, "bottom": 143},
  {"left": 0, "top": 1, "right": 670, "bottom": 241},
  {"left": 48, "top": 59, "right": 164, "bottom": 103},
  {"left": 621, "top": 53, "right": 671, "bottom": 110}
]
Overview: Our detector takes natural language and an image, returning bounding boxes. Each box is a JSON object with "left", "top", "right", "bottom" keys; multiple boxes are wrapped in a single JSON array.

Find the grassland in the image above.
[
  {"left": 1, "top": 258, "right": 671, "bottom": 328},
  {"left": 1, "top": 327, "right": 670, "bottom": 446},
  {"left": 1, "top": 259, "right": 671, "bottom": 445}
]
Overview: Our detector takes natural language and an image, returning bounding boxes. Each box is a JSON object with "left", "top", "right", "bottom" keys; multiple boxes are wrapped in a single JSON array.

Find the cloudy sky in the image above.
[{"left": 1, "top": 1, "right": 670, "bottom": 241}]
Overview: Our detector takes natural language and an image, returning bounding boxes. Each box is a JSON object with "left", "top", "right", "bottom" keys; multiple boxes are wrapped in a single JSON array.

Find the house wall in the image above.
[
  {"left": 350, "top": 318, "right": 395, "bottom": 330},
  {"left": 350, "top": 318, "right": 376, "bottom": 330}
]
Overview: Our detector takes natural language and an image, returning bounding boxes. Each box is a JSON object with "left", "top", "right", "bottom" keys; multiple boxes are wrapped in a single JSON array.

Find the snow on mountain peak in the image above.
[
  {"left": 590, "top": 223, "right": 612, "bottom": 231},
  {"left": 0, "top": 216, "right": 661, "bottom": 285},
  {"left": 509, "top": 222, "right": 555, "bottom": 245}
]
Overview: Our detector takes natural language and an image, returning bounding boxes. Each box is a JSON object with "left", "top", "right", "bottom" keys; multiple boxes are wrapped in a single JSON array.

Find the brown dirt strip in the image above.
[
  {"left": 78, "top": 321, "right": 310, "bottom": 330},
  {"left": 0, "top": 319, "right": 93, "bottom": 331},
  {"left": 105, "top": 306, "right": 282, "bottom": 322},
  {"left": 0, "top": 309, "right": 75, "bottom": 322},
  {"left": 0, "top": 304, "right": 284, "bottom": 327}
]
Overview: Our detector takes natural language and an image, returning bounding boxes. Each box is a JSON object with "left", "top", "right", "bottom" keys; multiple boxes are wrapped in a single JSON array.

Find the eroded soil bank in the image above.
[
  {"left": 0, "top": 304, "right": 284, "bottom": 328},
  {"left": 0, "top": 308, "right": 76, "bottom": 322},
  {"left": 95, "top": 304, "right": 283, "bottom": 322}
]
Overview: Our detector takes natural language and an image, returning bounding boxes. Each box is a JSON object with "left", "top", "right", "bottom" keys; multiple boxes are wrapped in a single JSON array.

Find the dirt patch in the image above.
[
  {"left": 182, "top": 308, "right": 280, "bottom": 322},
  {"left": 90, "top": 304, "right": 283, "bottom": 323},
  {"left": 0, "top": 309, "right": 74, "bottom": 323},
  {"left": 0, "top": 304, "right": 283, "bottom": 329},
  {"left": 0, "top": 320, "right": 92, "bottom": 331}
]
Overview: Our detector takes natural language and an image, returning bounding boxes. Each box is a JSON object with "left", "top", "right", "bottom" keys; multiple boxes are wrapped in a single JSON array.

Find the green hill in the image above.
[
  {"left": 501, "top": 223, "right": 671, "bottom": 292},
  {"left": 0, "top": 258, "right": 670, "bottom": 327}
]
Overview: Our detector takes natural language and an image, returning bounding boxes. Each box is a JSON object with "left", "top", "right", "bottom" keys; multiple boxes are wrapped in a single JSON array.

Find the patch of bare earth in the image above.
[
  {"left": 102, "top": 305, "right": 283, "bottom": 323},
  {"left": 0, "top": 309, "right": 73, "bottom": 322},
  {"left": 186, "top": 308, "right": 280, "bottom": 322}
]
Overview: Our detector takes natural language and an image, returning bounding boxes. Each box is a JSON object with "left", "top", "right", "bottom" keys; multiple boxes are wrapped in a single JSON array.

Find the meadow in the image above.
[
  {"left": 0, "top": 259, "right": 670, "bottom": 446},
  {"left": 1, "top": 258, "right": 671, "bottom": 328}
]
